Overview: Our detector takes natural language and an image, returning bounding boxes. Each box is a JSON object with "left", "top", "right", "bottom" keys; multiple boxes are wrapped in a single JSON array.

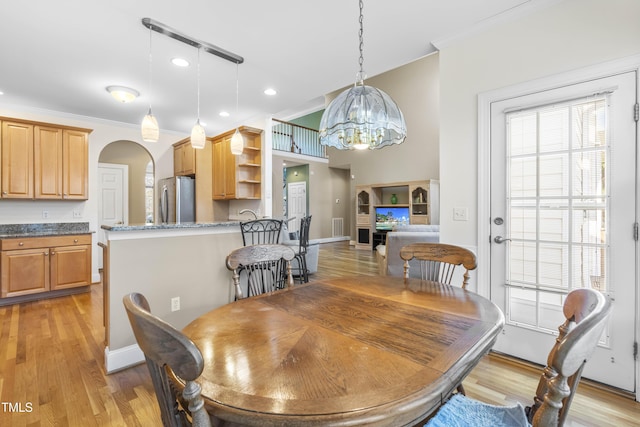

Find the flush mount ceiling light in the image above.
[
  {"left": 264, "top": 88, "right": 277, "bottom": 96},
  {"left": 106, "top": 86, "right": 139, "bottom": 103},
  {"left": 141, "top": 21, "right": 159, "bottom": 143},
  {"left": 319, "top": 0, "right": 406, "bottom": 151}
]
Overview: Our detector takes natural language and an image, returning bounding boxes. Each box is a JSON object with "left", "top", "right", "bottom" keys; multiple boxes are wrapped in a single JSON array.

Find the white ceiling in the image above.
[{"left": 1, "top": 0, "right": 542, "bottom": 137}]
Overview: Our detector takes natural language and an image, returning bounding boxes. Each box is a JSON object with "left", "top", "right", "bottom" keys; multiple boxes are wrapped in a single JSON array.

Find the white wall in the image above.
[
  {"left": 0, "top": 105, "right": 186, "bottom": 281},
  {"left": 438, "top": 0, "right": 640, "bottom": 246}
]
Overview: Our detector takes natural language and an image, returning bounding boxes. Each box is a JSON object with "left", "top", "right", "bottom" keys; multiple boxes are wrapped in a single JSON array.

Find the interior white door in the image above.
[
  {"left": 98, "top": 163, "right": 128, "bottom": 247},
  {"left": 287, "top": 181, "right": 307, "bottom": 234},
  {"left": 489, "top": 72, "right": 637, "bottom": 391}
]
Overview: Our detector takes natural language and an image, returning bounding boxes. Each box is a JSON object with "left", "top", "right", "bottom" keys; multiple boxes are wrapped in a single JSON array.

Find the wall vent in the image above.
[{"left": 332, "top": 218, "right": 344, "bottom": 237}]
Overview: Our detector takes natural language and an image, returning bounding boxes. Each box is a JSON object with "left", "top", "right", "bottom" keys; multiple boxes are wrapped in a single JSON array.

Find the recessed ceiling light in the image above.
[
  {"left": 264, "top": 88, "right": 277, "bottom": 96},
  {"left": 0, "top": 91, "right": 4, "bottom": 95},
  {"left": 219, "top": 111, "right": 230, "bottom": 117},
  {"left": 171, "top": 57, "right": 190, "bottom": 67},
  {"left": 106, "top": 86, "right": 139, "bottom": 103}
]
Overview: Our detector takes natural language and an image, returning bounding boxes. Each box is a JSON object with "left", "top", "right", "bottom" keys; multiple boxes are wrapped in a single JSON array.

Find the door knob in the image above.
[{"left": 494, "top": 236, "right": 511, "bottom": 244}]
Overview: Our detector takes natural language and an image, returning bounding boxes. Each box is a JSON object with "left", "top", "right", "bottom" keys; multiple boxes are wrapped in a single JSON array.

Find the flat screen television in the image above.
[{"left": 375, "top": 206, "right": 410, "bottom": 231}]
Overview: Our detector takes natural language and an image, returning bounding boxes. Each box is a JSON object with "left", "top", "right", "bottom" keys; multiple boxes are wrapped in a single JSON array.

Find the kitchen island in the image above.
[{"left": 101, "top": 221, "right": 243, "bottom": 373}]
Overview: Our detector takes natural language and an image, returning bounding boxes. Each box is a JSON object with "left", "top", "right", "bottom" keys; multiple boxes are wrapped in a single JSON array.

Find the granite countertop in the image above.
[
  {"left": 0, "top": 222, "right": 93, "bottom": 238},
  {"left": 101, "top": 221, "right": 240, "bottom": 232}
]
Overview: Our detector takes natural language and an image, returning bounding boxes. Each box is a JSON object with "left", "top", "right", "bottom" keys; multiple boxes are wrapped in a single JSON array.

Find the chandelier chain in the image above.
[{"left": 358, "top": 0, "right": 364, "bottom": 79}]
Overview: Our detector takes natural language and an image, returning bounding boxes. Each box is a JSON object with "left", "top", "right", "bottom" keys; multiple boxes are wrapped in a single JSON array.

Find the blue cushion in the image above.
[{"left": 425, "top": 394, "right": 531, "bottom": 427}]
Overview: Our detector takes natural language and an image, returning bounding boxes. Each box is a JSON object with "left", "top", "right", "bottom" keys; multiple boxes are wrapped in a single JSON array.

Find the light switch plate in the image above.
[{"left": 453, "top": 207, "right": 468, "bottom": 221}]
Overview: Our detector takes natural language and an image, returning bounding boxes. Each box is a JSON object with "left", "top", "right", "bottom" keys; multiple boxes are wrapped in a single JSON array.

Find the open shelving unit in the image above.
[{"left": 355, "top": 180, "right": 439, "bottom": 250}]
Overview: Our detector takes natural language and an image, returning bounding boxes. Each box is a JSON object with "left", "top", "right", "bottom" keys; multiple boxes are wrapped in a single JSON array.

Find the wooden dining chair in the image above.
[
  {"left": 399, "top": 242, "right": 477, "bottom": 289},
  {"left": 426, "top": 288, "right": 611, "bottom": 427},
  {"left": 239, "top": 219, "right": 283, "bottom": 246},
  {"left": 122, "top": 293, "right": 211, "bottom": 427},
  {"left": 292, "top": 215, "right": 312, "bottom": 284},
  {"left": 226, "top": 244, "right": 295, "bottom": 299}
]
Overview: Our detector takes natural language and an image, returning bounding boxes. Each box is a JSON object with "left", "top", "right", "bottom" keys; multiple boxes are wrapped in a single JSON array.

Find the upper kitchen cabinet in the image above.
[
  {"left": 1, "top": 117, "right": 91, "bottom": 200},
  {"left": 1, "top": 120, "right": 34, "bottom": 199},
  {"left": 212, "top": 126, "right": 262, "bottom": 200},
  {"left": 173, "top": 138, "right": 196, "bottom": 176}
]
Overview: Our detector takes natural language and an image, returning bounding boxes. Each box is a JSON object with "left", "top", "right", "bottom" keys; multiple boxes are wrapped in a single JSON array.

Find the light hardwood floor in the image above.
[{"left": 0, "top": 241, "right": 637, "bottom": 426}]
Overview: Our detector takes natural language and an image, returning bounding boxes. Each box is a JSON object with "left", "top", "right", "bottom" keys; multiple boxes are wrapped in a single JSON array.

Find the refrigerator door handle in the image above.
[{"left": 161, "top": 185, "right": 169, "bottom": 223}]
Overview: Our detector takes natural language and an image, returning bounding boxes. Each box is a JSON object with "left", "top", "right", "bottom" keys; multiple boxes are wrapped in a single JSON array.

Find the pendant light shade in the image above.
[
  {"left": 319, "top": 0, "right": 406, "bottom": 150},
  {"left": 191, "top": 119, "right": 206, "bottom": 149},
  {"left": 319, "top": 82, "right": 406, "bottom": 150},
  {"left": 141, "top": 108, "right": 159, "bottom": 142},
  {"left": 230, "top": 128, "right": 244, "bottom": 155}
]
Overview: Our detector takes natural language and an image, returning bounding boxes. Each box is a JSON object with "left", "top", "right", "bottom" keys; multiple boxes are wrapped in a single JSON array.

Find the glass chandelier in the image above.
[{"left": 319, "top": 0, "right": 406, "bottom": 150}]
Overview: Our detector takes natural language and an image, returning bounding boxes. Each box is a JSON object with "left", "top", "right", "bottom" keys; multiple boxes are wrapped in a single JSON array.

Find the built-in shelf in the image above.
[{"left": 355, "top": 180, "right": 439, "bottom": 249}]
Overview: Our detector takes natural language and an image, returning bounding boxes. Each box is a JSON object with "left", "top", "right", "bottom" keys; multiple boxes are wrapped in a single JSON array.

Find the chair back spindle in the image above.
[
  {"left": 226, "top": 244, "right": 295, "bottom": 299},
  {"left": 239, "top": 219, "right": 283, "bottom": 246},
  {"left": 399, "top": 243, "right": 477, "bottom": 289}
]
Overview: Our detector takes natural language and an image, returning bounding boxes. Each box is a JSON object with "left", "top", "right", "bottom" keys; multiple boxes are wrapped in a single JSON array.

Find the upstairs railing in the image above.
[{"left": 272, "top": 118, "right": 327, "bottom": 159}]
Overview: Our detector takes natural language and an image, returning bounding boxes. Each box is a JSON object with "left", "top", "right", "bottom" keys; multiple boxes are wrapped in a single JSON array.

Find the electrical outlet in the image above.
[
  {"left": 453, "top": 207, "right": 468, "bottom": 221},
  {"left": 171, "top": 297, "right": 180, "bottom": 312},
  {"left": 73, "top": 209, "right": 82, "bottom": 218},
  {"left": 42, "top": 210, "right": 50, "bottom": 219}
]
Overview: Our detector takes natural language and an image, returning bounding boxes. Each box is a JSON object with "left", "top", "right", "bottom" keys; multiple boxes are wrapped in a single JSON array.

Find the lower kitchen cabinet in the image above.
[{"left": 0, "top": 234, "right": 91, "bottom": 298}]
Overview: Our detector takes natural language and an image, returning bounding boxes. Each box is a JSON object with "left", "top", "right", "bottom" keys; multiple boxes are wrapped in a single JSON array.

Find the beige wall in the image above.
[
  {"left": 99, "top": 140, "right": 153, "bottom": 224},
  {"left": 438, "top": 0, "right": 640, "bottom": 247},
  {"left": 272, "top": 153, "right": 350, "bottom": 240},
  {"left": 325, "top": 53, "right": 440, "bottom": 238}
]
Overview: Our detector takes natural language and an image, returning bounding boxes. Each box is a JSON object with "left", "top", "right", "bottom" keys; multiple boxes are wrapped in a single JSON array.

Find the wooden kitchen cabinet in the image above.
[
  {"left": 1, "top": 117, "right": 90, "bottom": 200},
  {"left": 1, "top": 120, "right": 34, "bottom": 199},
  {"left": 173, "top": 138, "right": 196, "bottom": 176},
  {"left": 0, "top": 234, "right": 92, "bottom": 298},
  {"left": 212, "top": 126, "right": 262, "bottom": 200}
]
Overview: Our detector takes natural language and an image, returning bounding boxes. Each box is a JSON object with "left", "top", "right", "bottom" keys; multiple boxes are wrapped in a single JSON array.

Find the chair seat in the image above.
[{"left": 426, "top": 394, "right": 531, "bottom": 427}]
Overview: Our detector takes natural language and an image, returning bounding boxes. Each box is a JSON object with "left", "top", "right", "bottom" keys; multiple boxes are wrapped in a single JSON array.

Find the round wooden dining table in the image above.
[{"left": 181, "top": 275, "right": 504, "bottom": 426}]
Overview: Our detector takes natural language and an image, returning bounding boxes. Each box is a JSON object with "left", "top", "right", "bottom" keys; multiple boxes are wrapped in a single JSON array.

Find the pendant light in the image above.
[
  {"left": 230, "top": 63, "right": 244, "bottom": 155},
  {"left": 141, "top": 19, "right": 159, "bottom": 142},
  {"left": 191, "top": 47, "right": 206, "bottom": 149},
  {"left": 319, "top": 0, "right": 406, "bottom": 150}
]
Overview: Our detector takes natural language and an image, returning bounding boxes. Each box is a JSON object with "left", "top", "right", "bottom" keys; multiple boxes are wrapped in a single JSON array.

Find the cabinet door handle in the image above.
[
  {"left": 50, "top": 251, "right": 55, "bottom": 256},
  {"left": 18, "top": 242, "right": 24, "bottom": 246},
  {"left": 44, "top": 251, "right": 49, "bottom": 256},
  {"left": 74, "top": 239, "right": 78, "bottom": 243}
]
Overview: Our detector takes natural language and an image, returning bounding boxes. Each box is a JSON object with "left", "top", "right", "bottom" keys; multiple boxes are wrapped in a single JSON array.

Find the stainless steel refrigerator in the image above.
[{"left": 158, "top": 176, "right": 195, "bottom": 223}]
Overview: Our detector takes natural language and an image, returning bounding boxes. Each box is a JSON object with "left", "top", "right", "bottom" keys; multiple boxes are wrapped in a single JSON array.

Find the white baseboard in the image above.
[
  {"left": 92, "top": 273, "right": 101, "bottom": 284},
  {"left": 313, "top": 236, "right": 350, "bottom": 244},
  {"left": 105, "top": 344, "right": 144, "bottom": 374}
]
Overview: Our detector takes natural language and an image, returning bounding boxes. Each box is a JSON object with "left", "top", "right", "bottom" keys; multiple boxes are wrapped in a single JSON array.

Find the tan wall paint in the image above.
[
  {"left": 438, "top": 0, "right": 640, "bottom": 247},
  {"left": 325, "top": 53, "right": 440, "bottom": 238}
]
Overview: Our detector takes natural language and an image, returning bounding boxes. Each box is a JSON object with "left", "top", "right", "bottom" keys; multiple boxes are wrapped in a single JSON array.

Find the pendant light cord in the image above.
[
  {"left": 235, "top": 63, "right": 239, "bottom": 118},
  {"left": 148, "top": 25, "right": 153, "bottom": 110},
  {"left": 196, "top": 47, "right": 201, "bottom": 120}
]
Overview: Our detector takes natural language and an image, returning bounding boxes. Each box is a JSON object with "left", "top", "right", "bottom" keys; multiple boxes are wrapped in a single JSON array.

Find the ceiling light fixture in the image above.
[
  {"left": 106, "top": 86, "right": 139, "bottom": 103},
  {"left": 190, "top": 47, "right": 206, "bottom": 149},
  {"left": 171, "top": 57, "right": 190, "bottom": 67},
  {"left": 142, "top": 18, "right": 243, "bottom": 64},
  {"left": 230, "top": 63, "right": 244, "bottom": 155},
  {"left": 141, "top": 21, "right": 159, "bottom": 143},
  {"left": 264, "top": 88, "right": 277, "bottom": 96},
  {"left": 319, "top": 0, "right": 406, "bottom": 150},
  {"left": 219, "top": 111, "right": 230, "bottom": 117}
]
